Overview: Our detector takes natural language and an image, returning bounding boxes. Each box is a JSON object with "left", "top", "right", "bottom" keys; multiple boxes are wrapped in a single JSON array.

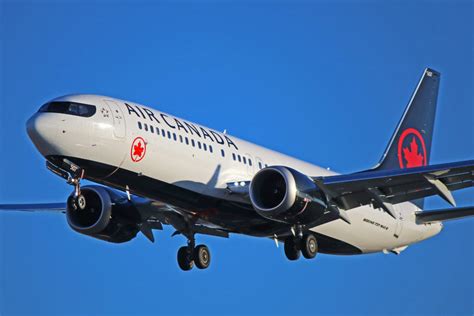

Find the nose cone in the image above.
[{"left": 26, "top": 113, "right": 59, "bottom": 157}]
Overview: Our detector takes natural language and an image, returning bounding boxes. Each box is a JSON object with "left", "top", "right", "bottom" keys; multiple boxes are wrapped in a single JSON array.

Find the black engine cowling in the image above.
[
  {"left": 249, "top": 166, "right": 328, "bottom": 225},
  {"left": 66, "top": 186, "right": 141, "bottom": 243}
]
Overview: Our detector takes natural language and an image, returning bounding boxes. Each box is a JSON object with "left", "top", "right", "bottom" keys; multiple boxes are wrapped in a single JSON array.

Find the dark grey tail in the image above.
[{"left": 373, "top": 68, "right": 441, "bottom": 208}]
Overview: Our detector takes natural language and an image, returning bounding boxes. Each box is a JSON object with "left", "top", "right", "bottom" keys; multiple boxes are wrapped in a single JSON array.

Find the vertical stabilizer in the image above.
[
  {"left": 373, "top": 68, "right": 441, "bottom": 208},
  {"left": 374, "top": 68, "right": 440, "bottom": 170}
]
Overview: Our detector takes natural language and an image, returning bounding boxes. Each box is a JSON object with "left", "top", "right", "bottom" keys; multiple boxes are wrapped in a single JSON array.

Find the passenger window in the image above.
[
  {"left": 179, "top": 135, "right": 183, "bottom": 143},
  {"left": 237, "top": 155, "right": 241, "bottom": 162},
  {"left": 167, "top": 131, "right": 171, "bottom": 139},
  {"left": 173, "top": 133, "right": 177, "bottom": 141},
  {"left": 150, "top": 126, "right": 154, "bottom": 133},
  {"left": 209, "top": 145, "right": 213, "bottom": 153},
  {"left": 185, "top": 137, "right": 189, "bottom": 145},
  {"left": 138, "top": 122, "right": 142, "bottom": 129},
  {"left": 197, "top": 141, "right": 202, "bottom": 149},
  {"left": 243, "top": 157, "right": 247, "bottom": 164},
  {"left": 162, "top": 129, "right": 166, "bottom": 136},
  {"left": 191, "top": 139, "right": 195, "bottom": 147},
  {"left": 156, "top": 127, "right": 160, "bottom": 135},
  {"left": 248, "top": 159, "right": 252, "bottom": 166},
  {"left": 221, "top": 149, "right": 225, "bottom": 157},
  {"left": 144, "top": 124, "right": 148, "bottom": 132},
  {"left": 258, "top": 162, "right": 262, "bottom": 169},
  {"left": 232, "top": 153, "right": 236, "bottom": 161},
  {"left": 203, "top": 143, "right": 207, "bottom": 151}
]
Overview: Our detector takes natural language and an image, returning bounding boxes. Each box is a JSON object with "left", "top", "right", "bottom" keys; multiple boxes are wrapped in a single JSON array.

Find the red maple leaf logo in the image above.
[
  {"left": 130, "top": 137, "right": 146, "bottom": 162},
  {"left": 133, "top": 142, "right": 144, "bottom": 157},
  {"left": 402, "top": 137, "right": 424, "bottom": 168}
]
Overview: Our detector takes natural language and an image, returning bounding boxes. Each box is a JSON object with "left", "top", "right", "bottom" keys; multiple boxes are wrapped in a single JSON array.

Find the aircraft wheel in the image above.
[
  {"left": 68, "top": 194, "right": 86, "bottom": 211},
  {"left": 76, "top": 194, "right": 87, "bottom": 210},
  {"left": 301, "top": 233, "right": 318, "bottom": 259},
  {"left": 194, "top": 245, "right": 211, "bottom": 269},
  {"left": 284, "top": 237, "right": 300, "bottom": 261},
  {"left": 177, "top": 246, "right": 194, "bottom": 271}
]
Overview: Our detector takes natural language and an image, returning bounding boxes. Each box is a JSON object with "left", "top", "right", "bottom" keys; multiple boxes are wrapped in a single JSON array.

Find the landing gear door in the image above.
[{"left": 104, "top": 100, "right": 126, "bottom": 139}]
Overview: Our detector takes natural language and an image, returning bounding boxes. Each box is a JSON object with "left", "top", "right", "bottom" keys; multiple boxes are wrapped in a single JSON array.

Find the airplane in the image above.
[{"left": 1, "top": 68, "right": 473, "bottom": 271}]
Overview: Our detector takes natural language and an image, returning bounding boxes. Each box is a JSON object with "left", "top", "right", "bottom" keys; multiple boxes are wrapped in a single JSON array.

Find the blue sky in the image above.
[{"left": 0, "top": 1, "right": 472, "bottom": 315}]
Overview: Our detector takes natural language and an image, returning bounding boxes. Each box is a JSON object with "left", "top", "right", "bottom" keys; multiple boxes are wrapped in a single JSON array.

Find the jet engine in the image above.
[
  {"left": 66, "top": 186, "right": 141, "bottom": 243},
  {"left": 249, "top": 166, "right": 328, "bottom": 225}
]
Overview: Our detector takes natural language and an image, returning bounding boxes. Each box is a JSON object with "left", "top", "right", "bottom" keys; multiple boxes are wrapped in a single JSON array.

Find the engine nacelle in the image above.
[
  {"left": 249, "top": 166, "right": 327, "bottom": 225},
  {"left": 66, "top": 186, "right": 140, "bottom": 243}
]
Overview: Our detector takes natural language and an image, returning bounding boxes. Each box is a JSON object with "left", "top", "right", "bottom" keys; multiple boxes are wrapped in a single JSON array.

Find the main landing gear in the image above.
[
  {"left": 283, "top": 231, "right": 318, "bottom": 261},
  {"left": 177, "top": 234, "right": 211, "bottom": 271},
  {"left": 162, "top": 211, "right": 214, "bottom": 272}
]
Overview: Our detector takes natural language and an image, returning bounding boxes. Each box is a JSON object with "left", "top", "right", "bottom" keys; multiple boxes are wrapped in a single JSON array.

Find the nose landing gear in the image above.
[
  {"left": 46, "top": 159, "right": 87, "bottom": 211},
  {"left": 70, "top": 194, "right": 87, "bottom": 211},
  {"left": 66, "top": 166, "right": 86, "bottom": 211}
]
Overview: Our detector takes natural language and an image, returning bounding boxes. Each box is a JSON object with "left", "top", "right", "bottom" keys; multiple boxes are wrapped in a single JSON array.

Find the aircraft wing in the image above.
[
  {"left": 0, "top": 203, "right": 66, "bottom": 213},
  {"left": 313, "top": 160, "right": 473, "bottom": 212},
  {"left": 0, "top": 199, "right": 229, "bottom": 241}
]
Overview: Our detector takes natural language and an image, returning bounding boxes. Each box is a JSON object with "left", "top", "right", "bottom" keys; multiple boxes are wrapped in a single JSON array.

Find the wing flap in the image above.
[{"left": 314, "top": 160, "right": 473, "bottom": 210}]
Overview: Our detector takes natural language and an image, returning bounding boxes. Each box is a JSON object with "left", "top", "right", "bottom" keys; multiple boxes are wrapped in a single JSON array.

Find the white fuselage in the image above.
[{"left": 27, "top": 94, "right": 443, "bottom": 255}]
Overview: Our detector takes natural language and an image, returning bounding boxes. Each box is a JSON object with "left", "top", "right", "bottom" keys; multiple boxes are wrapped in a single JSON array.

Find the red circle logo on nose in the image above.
[
  {"left": 131, "top": 137, "right": 146, "bottom": 162},
  {"left": 398, "top": 128, "right": 427, "bottom": 168}
]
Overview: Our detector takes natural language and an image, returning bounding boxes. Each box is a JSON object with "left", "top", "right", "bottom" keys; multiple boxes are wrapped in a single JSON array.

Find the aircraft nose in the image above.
[{"left": 26, "top": 113, "right": 59, "bottom": 156}]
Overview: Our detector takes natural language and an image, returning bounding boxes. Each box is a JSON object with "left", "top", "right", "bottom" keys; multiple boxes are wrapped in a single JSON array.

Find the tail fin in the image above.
[
  {"left": 372, "top": 68, "right": 441, "bottom": 208},
  {"left": 374, "top": 68, "right": 440, "bottom": 170}
]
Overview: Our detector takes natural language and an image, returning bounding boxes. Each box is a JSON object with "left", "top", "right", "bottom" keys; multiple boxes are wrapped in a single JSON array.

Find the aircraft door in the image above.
[{"left": 104, "top": 100, "right": 126, "bottom": 139}]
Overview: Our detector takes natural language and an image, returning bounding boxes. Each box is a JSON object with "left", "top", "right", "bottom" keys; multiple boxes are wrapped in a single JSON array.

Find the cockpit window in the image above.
[{"left": 39, "top": 102, "right": 96, "bottom": 117}]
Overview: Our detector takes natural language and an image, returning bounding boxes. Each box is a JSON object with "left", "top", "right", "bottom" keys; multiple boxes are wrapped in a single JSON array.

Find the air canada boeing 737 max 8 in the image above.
[{"left": 1, "top": 68, "right": 473, "bottom": 271}]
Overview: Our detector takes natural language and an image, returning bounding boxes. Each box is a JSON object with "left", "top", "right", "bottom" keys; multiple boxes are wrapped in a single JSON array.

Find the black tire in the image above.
[
  {"left": 68, "top": 196, "right": 78, "bottom": 211},
  {"left": 177, "top": 246, "right": 194, "bottom": 271},
  {"left": 284, "top": 237, "right": 300, "bottom": 261},
  {"left": 194, "top": 245, "right": 211, "bottom": 269},
  {"left": 301, "top": 233, "right": 318, "bottom": 259}
]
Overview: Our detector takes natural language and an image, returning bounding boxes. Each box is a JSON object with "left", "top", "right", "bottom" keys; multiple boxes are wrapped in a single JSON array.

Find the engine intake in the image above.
[
  {"left": 66, "top": 186, "right": 140, "bottom": 243},
  {"left": 249, "top": 166, "right": 327, "bottom": 225}
]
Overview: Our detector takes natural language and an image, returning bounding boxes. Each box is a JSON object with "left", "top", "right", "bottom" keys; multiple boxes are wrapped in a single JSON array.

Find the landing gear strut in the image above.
[
  {"left": 67, "top": 168, "right": 86, "bottom": 211},
  {"left": 283, "top": 231, "right": 318, "bottom": 261},
  {"left": 177, "top": 233, "right": 211, "bottom": 271}
]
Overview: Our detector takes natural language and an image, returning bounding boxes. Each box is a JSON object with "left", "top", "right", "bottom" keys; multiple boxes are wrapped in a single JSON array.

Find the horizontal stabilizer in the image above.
[{"left": 416, "top": 206, "right": 474, "bottom": 224}]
